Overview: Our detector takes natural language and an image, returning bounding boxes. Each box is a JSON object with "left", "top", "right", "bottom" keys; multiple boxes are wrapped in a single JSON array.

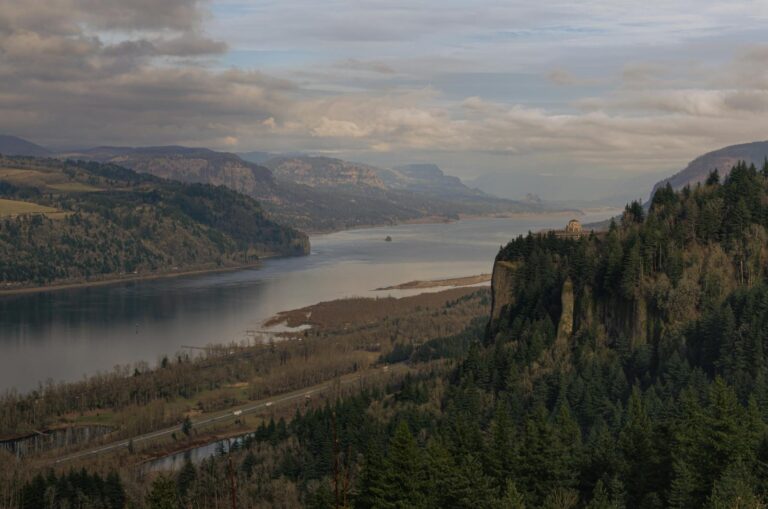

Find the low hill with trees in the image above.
[{"left": 0, "top": 156, "right": 308, "bottom": 289}]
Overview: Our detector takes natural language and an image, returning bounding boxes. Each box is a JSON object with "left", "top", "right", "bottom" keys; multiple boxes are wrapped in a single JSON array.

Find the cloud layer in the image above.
[{"left": 2, "top": 0, "right": 768, "bottom": 178}]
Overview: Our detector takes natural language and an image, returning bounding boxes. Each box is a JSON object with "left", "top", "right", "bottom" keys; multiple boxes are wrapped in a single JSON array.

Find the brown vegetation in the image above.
[{"left": 374, "top": 273, "right": 491, "bottom": 290}]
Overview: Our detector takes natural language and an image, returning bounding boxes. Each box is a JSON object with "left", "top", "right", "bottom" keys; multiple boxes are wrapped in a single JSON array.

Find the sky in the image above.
[{"left": 1, "top": 0, "right": 768, "bottom": 180}]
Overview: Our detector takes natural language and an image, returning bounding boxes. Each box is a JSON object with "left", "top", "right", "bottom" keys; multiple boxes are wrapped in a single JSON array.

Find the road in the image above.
[{"left": 53, "top": 365, "right": 403, "bottom": 465}]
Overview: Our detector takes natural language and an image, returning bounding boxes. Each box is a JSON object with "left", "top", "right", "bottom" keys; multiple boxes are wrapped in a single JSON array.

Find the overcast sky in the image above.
[{"left": 2, "top": 0, "right": 768, "bottom": 178}]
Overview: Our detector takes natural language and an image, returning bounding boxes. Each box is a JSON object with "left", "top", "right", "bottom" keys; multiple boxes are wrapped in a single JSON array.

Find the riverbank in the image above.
[
  {"left": 300, "top": 208, "right": 587, "bottom": 235},
  {"left": 374, "top": 273, "right": 491, "bottom": 291},
  {"left": 0, "top": 244, "right": 314, "bottom": 296},
  {"left": 263, "top": 286, "right": 483, "bottom": 329},
  {"left": 0, "top": 261, "right": 267, "bottom": 297},
  {"left": 3, "top": 287, "right": 488, "bottom": 469}
]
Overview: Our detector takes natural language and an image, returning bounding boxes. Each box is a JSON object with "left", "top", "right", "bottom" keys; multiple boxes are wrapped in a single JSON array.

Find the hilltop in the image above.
[
  {"left": 0, "top": 156, "right": 308, "bottom": 289},
  {"left": 0, "top": 135, "right": 51, "bottom": 157},
  {"left": 652, "top": 140, "right": 768, "bottom": 195}
]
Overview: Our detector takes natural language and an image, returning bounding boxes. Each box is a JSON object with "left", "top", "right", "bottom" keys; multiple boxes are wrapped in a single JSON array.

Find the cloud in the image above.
[
  {"left": 335, "top": 58, "right": 396, "bottom": 75},
  {"left": 154, "top": 33, "right": 228, "bottom": 57},
  {"left": 2, "top": 0, "right": 768, "bottom": 180},
  {"left": 547, "top": 69, "right": 599, "bottom": 86},
  {"left": 0, "top": 0, "right": 277, "bottom": 147}
]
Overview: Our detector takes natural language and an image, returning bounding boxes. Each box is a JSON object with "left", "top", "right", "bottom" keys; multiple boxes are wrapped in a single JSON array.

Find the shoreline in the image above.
[
  {"left": 0, "top": 261, "right": 269, "bottom": 297},
  {"left": 374, "top": 273, "right": 492, "bottom": 291},
  {"left": 303, "top": 209, "right": 587, "bottom": 236}
]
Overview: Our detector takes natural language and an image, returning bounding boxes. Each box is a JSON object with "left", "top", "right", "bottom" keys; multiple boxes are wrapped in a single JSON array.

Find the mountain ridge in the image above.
[
  {"left": 651, "top": 140, "right": 768, "bottom": 196},
  {"left": 2, "top": 136, "right": 559, "bottom": 233}
]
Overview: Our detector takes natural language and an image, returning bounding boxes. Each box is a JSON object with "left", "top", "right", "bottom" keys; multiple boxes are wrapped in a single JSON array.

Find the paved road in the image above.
[{"left": 53, "top": 366, "right": 401, "bottom": 465}]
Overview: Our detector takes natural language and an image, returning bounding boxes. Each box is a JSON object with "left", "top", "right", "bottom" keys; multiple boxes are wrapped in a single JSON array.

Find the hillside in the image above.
[
  {"left": 264, "top": 156, "right": 387, "bottom": 189},
  {"left": 264, "top": 156, "right": 554, "bottom": 228},
  {"left": 0, "top": 156, "right": 308, "bottom": 288},
  {"left": 59, "top": 146, "right": 428, "bottom": 231},
  {"left": 652, "top": 140, "right": 768, "bottom": 195},
  {"left": 60, "top": 145, "right": 276, "bottom": 195},
  {"left": 0, "top": 135, "right": 51, "bottom": 157}
]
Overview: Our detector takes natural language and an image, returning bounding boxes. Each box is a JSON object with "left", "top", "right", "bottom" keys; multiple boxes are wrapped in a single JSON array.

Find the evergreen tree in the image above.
[
  {"left": 498, "top": 480, "right": 526, "bottom": 509},
  {"left": 368, "top": 421, "right": 426, "bottom": 509},
  {"left": 146, "top": 475, "right": 178, "bottom": 509},
  {"left": 105, "top": 471, "right": 126, "bottom": 509}
]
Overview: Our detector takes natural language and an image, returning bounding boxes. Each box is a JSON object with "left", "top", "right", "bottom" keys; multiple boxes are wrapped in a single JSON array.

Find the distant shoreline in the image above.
[
  {"left": 0, "top": 261, "right": 267, "bottom": 297},
  {"left": 303, "top": 209, "right": 585, "bottom": 235}
]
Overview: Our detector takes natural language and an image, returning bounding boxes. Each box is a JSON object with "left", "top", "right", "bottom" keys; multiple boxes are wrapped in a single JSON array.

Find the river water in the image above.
[{"left": 0, "top": 212, "right": 614, "bottom": 393}]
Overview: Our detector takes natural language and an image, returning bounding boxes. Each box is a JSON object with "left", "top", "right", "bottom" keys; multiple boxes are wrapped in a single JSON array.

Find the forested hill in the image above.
[
  {"left": 0, "top": 156, "right": 308, "bottom": 288},
  {"left": 651, "top": 140, "right": 768, "bottom": 195},
  {"left": 483, "top": 160, "right": 768, "bottom": 506}
]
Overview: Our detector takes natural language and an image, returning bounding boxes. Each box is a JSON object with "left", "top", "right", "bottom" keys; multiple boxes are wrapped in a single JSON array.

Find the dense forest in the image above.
[
  {"left": 11, "top": 161, "right": 768, "bottom": 508},
  {"left": 0, "top": 156, "right": 308, "bottom": 287}
]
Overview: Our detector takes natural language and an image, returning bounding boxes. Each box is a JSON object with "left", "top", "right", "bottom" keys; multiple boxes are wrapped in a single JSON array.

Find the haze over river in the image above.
[{"left": 0, "top": 212, "right": 613, "bottom": 392}]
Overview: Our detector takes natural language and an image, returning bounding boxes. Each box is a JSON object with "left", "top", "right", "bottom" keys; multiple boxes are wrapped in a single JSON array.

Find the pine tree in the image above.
[
  {"left": 368, "top": 421, "right": 426, "bottom": 509},
  {"left": 706, "top": 461, "right": 764, "bottom": 509},
  {"left": 618, "top": 388, "right": 659, "bottom": 506},
  {"left": 105, "top": 471, "right": 126, "bottom": 509},
  {"left": 176, "top": 460, "right": 197, "bottom": 501},
  {"left": 498, "top": 480, "right": 526, "bottom": 509},
  {"left": 451, "top": 455, "right": 497, "bottom": 509},
  {"left": 146, "top": 475, "right": 178, "bottom": 509}
]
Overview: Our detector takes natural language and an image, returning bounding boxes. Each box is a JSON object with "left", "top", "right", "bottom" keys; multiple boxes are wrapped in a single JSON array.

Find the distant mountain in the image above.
[
  {"left": 261, "top": 156, "right": 558, "bottom": 228},
  {"left": 264, "top": 156, "right": 387, "bottom": 189},
  {"left": 0, "top": 135, "right": 567, "bottom": 233},
  {"left": 651, "top": 141, "right": 768, "bottom": 195},
  {"left": 60, "top": 145, "right": 276, "bottom": 195},
  {"left": 0, "top": 155, "right": 308, "bottom": 289},
  {"left": 378, "top": 163, "right": 486, "bottom": 198},
  {"left": 0, "top": 135, "right": 51, "bottom": 157},
  {"left": 238, "top": 150, "right": 277, "bottom": 164}
]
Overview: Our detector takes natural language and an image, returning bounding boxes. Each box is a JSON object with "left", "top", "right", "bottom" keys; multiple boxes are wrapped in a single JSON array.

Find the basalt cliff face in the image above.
[
  {"left": 486, "top": 165, "right": 763, "bottom": 379},
  {"left": 489, "top": 256, "right": 663, "bottom": 353}
]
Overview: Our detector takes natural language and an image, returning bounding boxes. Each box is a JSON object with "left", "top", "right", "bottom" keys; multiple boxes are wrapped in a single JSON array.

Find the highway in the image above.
[{"left": 53, "top": 365, "right": 401, "bottom": 465}]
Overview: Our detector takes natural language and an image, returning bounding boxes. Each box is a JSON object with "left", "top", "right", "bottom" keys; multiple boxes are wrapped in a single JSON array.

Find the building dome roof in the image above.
[{"left": 565, "top": 219, "right": 582, "bottom": 233}]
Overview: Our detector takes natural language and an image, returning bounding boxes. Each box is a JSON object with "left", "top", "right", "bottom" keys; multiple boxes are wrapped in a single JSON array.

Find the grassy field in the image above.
[
  {"left": 0, "top": 198, "right": 60, "bottom": 218},
  {"left": 0, "top": 167, "right": 102, "bottom": 193},
  {"left": 47, "top": 182, "right": 101, "bottom": 192}
]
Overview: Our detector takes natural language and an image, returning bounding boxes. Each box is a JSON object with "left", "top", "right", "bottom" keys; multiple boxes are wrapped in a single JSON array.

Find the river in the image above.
[{"left": 0, "top": 212, "right": 614, "bottom": 393}]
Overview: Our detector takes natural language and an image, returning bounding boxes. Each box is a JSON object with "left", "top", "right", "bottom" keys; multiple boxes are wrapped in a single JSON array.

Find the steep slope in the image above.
[
  {"left": 381, "top": 163, "right": 486, "bottom": 198},
  {"left": 60, "top": 145, "right": 276, "bottom": 196},
  {"left": 265, "top": 156, "right": 386, "bottom": 189},
  {"left": 0, "top": 156, "right": 308, "bottom": 288},
  {"left": 0, "top": 135, "right": 51, "bottom": 157},
  {"left": 264, "top": 156, "right": 556, "bottom": 226},
  {"left": 652, "top": 140, "right": 768, "bottom": 195},
  {"left": 62, "top": 148, "right": 442, "bottom": 232}
]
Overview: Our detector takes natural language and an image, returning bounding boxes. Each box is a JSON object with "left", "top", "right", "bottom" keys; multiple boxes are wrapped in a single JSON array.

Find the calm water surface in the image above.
[{"left": 0, "top": 213, "right": 613, "bottom": 392}]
